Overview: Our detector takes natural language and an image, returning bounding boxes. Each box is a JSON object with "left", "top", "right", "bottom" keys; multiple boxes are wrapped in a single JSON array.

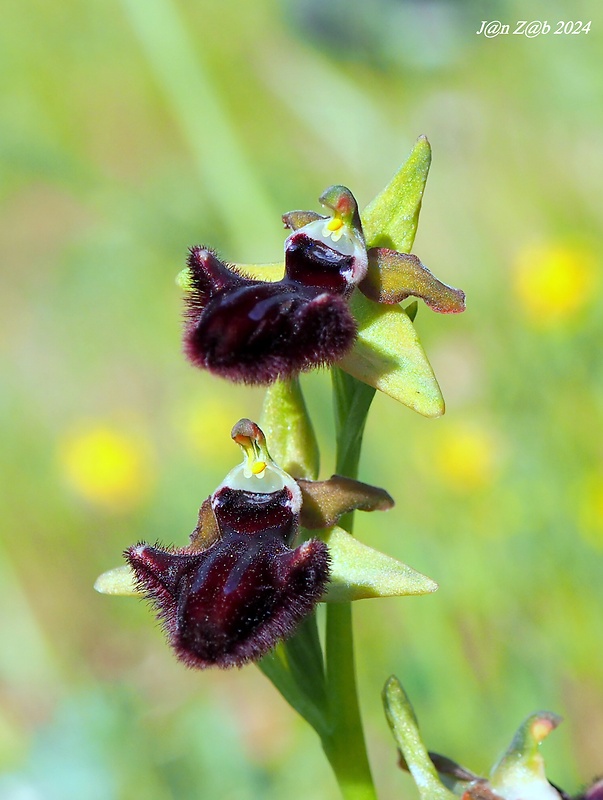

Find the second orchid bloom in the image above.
[{"left": 96, "top": 419, "right": 438, "bottom": 669}]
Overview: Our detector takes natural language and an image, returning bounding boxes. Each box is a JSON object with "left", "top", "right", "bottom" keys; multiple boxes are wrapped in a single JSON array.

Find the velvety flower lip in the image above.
[
  {"left": 126, "top": 419, "right": 330, "bottom": 669},
  {"left": 183, "top": 245, "right": 357, "bottom": 385}
]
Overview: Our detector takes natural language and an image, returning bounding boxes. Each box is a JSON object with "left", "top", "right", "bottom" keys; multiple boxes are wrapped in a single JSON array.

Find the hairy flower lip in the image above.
[
  {"left": 119, "top": 420, "right": 336, "bottom": 669},
  {"left": 99, "top": 420, "right": 436, "bottom": 666},
  {"left": 125, "top": 536, "right": 330, "bottom": 669},
  {"left": 183, "top": 246, "right": 358, "bottom": 385}
]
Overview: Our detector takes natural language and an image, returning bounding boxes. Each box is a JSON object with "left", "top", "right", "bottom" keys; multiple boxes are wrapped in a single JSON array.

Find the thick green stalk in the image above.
[{"left": 322, "top": 368, "right": 377, "bottom": 800}]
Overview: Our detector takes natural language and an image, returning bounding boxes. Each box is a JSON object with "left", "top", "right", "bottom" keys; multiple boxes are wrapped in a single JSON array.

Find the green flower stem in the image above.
[
  {"left": 323, "top": 602, "right": 376, "bottom": 800},
  {"left": 332, "top": 368, "right": 377, "bottom": 487},
  {"left": 321, "top": 368, "right": 377, "bottom": 800}
]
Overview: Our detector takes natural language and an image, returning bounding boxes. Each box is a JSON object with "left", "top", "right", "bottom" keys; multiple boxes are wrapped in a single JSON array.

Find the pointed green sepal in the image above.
[
  {"left": 489, "top": 712, "right": 563, "bottom": 800},
  {"left": 260, "top": 378, "right": 320, "bottom": 480},
  {"left": 339, "top": 292, "right": 445, "bottom": 417},
  {"left": 383, "top": 676, "right": 456, "bottom": 800},
  {"left": 362, "top": 135, "right": 432, "bottom": 253},
  {"left": 319, "top": 526, "right": 438, "bottom": 602},
  {"left": 94, "top": 564, "right": 140, "bottom": 596}
]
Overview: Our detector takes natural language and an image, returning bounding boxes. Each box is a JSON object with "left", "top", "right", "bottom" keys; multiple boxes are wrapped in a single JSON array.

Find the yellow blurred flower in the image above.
[
  {"left": 579, "top": 473, "right": 603, "bottom": 549},
  {"left": 175, "top": 396, "right": 251, "bottom": 463},
  {"left": 433, "top": 422, "right": 500, "bottom": 491},
  {"left": 513, "top": 244, "right": 596, "bottom": 327},
  {"left": 59, "top": 424, "right": 154, "bottom": 511}
]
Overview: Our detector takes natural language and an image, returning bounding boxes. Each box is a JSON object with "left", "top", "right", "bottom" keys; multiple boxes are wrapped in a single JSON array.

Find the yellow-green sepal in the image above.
[
  {"left": 362, "top": 135, "right": 431, "bottom": 253},
  {"left": 339, "top": 292, "right": 444, "bottom": 417},
  {"left": 94, "top": 564, "right": 139, "bottom": 596},
  {"left": 319, "top": 525, "right": 438, "bottom": 602},
  {"left": 236, "top": 262, "right": 284, "bottom": 281}
]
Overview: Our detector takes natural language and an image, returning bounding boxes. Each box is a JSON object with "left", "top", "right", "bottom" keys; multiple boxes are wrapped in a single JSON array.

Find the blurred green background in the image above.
[{"left": 2, "top": 0, "right": 603, "bottom": 797}]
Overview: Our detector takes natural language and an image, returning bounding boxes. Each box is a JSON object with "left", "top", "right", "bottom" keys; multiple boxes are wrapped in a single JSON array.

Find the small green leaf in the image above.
[
  {"left": 383, "top": 676, "right": 456, "bottom": 800},
  {"left": 339, "top": 293, "right": 444, "bottom": 417},
  {"left": 362, "top": 135, "right": 432, "bottom": 254},
  {"left": 94, "top": 565, "right": 139, "bottom": 596},
  {"left": 319, "top": 526, "right": 438, "bottom": 602},
  {"left": 260, "top": 378, "right": 320, "bottom": 480}
]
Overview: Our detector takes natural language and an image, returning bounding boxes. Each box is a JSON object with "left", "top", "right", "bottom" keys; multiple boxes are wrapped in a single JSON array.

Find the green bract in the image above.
[
  {"left": 384, "top": 676, "right": 564, "bottom": 800},
  {"left": 319, "top": 526, "right": 437, "bottom": 602},
  {"left": 383, "top": 676, "right": 456, "bottom": 800}
]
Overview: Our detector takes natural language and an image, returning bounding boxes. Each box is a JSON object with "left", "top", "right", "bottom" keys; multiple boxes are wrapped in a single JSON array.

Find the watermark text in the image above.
[{"left": 476, "top": 20, "right": 591, "bottom": 38}]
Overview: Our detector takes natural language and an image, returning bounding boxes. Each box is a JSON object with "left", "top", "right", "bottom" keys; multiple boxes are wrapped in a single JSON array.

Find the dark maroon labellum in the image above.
[
  {"left": 284, "top": 232, "right": 355, "bottom": 294},
  {"left": 212, "top": 486, "right": 296, "bottom": 540},
  {"left": 183, "top": 247, "right": 356, "bottom": 385},
  {"left": 126, "top": 480, "right": 330, "bottom": 669}
]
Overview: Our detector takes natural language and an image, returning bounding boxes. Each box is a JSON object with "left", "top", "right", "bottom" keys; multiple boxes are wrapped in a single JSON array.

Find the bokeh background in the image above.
[{"left": 2, "top": 0, "right": 603, "bottom": 797}]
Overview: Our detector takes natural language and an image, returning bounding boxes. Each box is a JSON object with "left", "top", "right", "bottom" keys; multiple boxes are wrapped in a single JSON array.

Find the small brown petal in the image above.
[
  {"left": 282, "top": 210, "right": 325, "bottom": 231},
  {"left": 360, "top": 248, "right": 466, "bottom": 313},
  {"left": 398, "top": 750, "right": 481, "bottom": 784},
  {"left": 189, "top": 498, "right": 221, "bottom": 551},
  {"left": 298, "top": 475, "right": 394, "bottom": 530}
]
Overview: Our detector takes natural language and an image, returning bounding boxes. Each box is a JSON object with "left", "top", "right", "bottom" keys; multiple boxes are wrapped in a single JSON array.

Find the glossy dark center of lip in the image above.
[
  {"left": 285, "top": 233, "right": 353, "bottom": 293},
  {"left": 212, "top": 486, "right": 297, "bottom": 542}
]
